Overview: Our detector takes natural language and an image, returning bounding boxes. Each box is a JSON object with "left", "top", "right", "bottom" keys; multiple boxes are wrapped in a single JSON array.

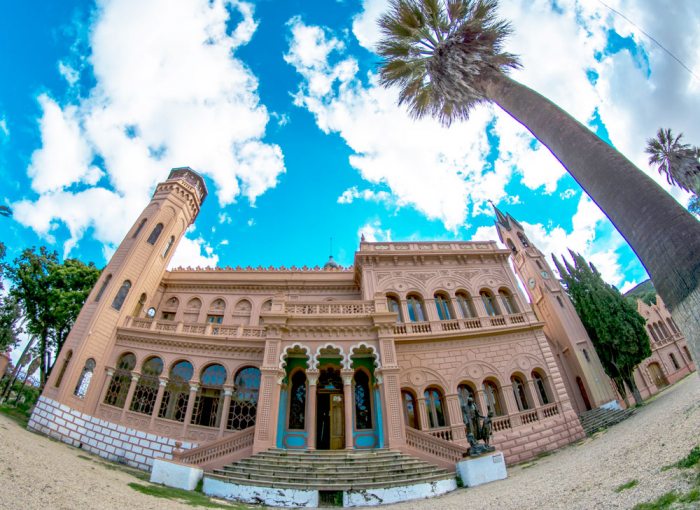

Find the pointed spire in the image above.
[{"left": 489, "top": 200, "right": 511, "bottom": 230}]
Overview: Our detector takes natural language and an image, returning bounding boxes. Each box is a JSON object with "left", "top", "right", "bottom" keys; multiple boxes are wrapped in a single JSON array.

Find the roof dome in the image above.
[{"left": 323, "top": 255, "right": 340, "bottom": 270}]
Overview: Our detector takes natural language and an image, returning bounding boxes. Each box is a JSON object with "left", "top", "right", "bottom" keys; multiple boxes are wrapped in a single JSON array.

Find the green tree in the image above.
[
  {"left": 376, "top": 0, "right": 700, "bottom": 367},
  {"left": 553, "top": 252, "right": 651, "bottom": 406},
  {"left": 5, "top": 247, "right": 100, "bottom": 387},
  {"left": 646, "top": 128, "right": 700, "bottom": 214}
]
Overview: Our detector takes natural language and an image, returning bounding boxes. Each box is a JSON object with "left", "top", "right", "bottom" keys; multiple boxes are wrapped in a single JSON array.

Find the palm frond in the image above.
[{"left": 376, "top": 0, "right": 520, "bottom": 126}]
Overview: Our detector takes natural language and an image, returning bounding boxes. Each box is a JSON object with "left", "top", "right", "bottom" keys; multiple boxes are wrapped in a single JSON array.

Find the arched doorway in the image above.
[
  {"left": 647, "top": 362, "right": 669, "bottom": 388},
  {"left": 576, "top": 376, "right": 592, "bottom": 411},
  {"left": 316, "top": 366, "right": 344, "bottom": 450}
]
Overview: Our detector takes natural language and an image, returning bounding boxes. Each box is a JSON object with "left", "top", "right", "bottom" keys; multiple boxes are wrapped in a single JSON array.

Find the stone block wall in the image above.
[{"left": 28, "top": 396, "right": 195, "bottom": 471}]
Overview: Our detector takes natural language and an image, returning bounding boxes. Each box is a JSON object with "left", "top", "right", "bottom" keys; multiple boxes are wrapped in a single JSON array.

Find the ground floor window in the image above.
[
  {"left": 424, "top": 387, "right": 446, "bottom": 428},
  {"left": 228, "top": 366, "right": 261, "bottom": 430},
  {"left": 354, "top": 370, "right": 372, "bottom": 430},
  {"left": 159, "top": 360, "right": 193, "bottom": 422},
  {"left": 104, "top": 353, "right": 136, "bottom": 408},
  {"left": 288, "top": 371, "right": 306, "bottom": 430}
]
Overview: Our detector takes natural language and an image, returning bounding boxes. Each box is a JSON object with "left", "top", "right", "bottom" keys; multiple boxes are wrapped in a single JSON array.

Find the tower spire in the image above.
[{"left": 490, "top": 200, "right": 511, "bottom": 230}]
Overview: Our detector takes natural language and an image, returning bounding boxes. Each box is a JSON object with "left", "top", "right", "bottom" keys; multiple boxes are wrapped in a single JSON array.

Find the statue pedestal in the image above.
[{"left": 456, "top": 451, "right": 507, "bottom": 487}]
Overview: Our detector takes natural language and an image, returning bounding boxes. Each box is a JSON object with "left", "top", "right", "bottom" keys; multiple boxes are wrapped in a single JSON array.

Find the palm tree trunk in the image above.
[{"left": 484, "top": 74, "right": 700, "bottom": 369}]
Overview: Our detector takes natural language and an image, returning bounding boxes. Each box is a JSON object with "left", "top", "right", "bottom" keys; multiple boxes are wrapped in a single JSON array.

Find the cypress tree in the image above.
[{"left": 553, "top": 251, "right": 651, "bottom": 406}]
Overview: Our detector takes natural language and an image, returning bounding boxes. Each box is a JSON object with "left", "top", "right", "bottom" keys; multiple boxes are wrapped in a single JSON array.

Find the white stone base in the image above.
[
  {"left": 599, "top": 400, "right": 622, "bottom": 411},
  {"left": 456, "top": 451, "right": 507, "bottom": 488},
  {"left": 150, "top": 459, "right": 203, "bottom": 491},
  {"left": 343, "top": 478, "right": 457, "bottom": 507},
  {"left": 203, "top": 477, "right": 319, "bottom": 507}
]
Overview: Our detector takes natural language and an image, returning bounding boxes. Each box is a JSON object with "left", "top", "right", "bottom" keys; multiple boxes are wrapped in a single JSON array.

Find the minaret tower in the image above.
[
  {"left": 44, "top": 168, "right": 207, "bottom": 413},
  {"left": 492, "top": 205, "right": 619, "bottom": 414}
]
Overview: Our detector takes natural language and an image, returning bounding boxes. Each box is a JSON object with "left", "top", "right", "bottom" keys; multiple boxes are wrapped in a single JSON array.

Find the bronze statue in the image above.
[{"left": 461, "top": 397, "right": 495, "bottom": 457}]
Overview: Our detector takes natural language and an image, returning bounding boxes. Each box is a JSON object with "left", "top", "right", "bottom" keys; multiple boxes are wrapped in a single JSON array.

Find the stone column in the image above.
[
  {"left": 218, "top": 385, "right": 234, "bottom": 438},
  {"left": 502, "top": 384, "right": 520, "bottom": 427},
  {"left": 417, "top": 396, "right": 430, "bottom": 430},
  {"left": 120, "top": 373, "right": 141, "bottom": 421},
  {"left": 98, "top": 367, "right": 116, "bottom": 405},
  {"left": 445, "top": 393, "right": 467, "bottom": 444},
  {"left": 424, "top": 298, "right": 439, "bottom": 322},
  {"left": 149, "top": 377, "right": 168, "bottom": 429},
  {"left": 306, "top": 370, "right": 319, "bottom": 449},
  {"left": 476, "top": 389, "right": 489, "bottom": 417},
  {"left": 342, "top": 370, "right": 354, "bottom": 449},
  {"left": 182, "top": 382, "right": 199, "bottom": 437}
]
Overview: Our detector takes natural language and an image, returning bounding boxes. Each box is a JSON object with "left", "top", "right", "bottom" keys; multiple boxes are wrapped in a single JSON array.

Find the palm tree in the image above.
[
  {"left": 377, "top": 0, "right": 700, "bottom": 367},
  {"left": 646, "top": 128, "right": 700, "bottom": 195}
]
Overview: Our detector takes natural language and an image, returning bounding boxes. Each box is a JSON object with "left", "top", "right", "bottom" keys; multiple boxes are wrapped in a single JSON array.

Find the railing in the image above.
[
  {"left": 426, "top": 426, "right": 453, "bottom": 441},
  {"left": 492, "top": 415, "right": 512, "bottom": 432},
  {"left": 123, "top": 317, "right": 266, "bottom": 339},
  {"left": 392, "top": 313, "right": 531, "bottom": 337},
  {"left": 405, "top": 427, "right": 468, "bottom": 464},
  {"left": 285, "top": 301, "right": 375, "bottom": 315},
  {"left": 519, "top": 409, "right": 539, "bottom": 425},
  {"left": 541, "top": 403, "right": 559, "bottom": 418},
  {"left": 173, "top": 426, "right": 255, "bottom": 466}
]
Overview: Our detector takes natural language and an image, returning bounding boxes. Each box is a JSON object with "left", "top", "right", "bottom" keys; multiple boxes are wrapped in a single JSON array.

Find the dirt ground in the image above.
[{"left": 0, "top": 375, "right": 698, "bottom": 510}]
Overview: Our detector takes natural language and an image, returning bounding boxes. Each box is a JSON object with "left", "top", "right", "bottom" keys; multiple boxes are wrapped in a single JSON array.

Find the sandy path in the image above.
[{"left": 0, "top": 375, "right": 698, "bottom": 510}]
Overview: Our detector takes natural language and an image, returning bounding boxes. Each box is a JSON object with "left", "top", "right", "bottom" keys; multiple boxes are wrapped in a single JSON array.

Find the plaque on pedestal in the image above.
[{"left": 456, "top": 451, "right": 507, "bottom": 487}]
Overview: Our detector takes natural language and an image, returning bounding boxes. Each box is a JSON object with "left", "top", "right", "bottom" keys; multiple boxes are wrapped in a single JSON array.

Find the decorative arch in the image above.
[
  {"left": 311, "top": 343, "right": 349, "bottom": 370},
  {"left": 449, "top": 359, "right": 501, "bottom": 393},
  {"left": 349, "top": 343, "right": 381, "bottom": 369},
  {"left": 279, "top": 343, "right": 311, "bottom": 370},
  {"left": 233, "top": 299, "right": 252, "bottom": 326},
  {"left": 159, "top": 359, "right": 194, "bottom": 422},
  {"left": 184, "top": 297, "right": 202, "bottom": 323}
]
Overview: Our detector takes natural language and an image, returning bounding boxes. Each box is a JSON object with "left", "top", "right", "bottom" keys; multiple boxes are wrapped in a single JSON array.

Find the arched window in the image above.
[
  {"left": 147, "top": 223, "right": 163, "bottom": 245},
  {"left": 95, "top": 274, "right": 112, "bottom": 302},
  {"left": 654, "top": 323, "right": 665, "bottom": 339},
  {"left": 457, "top": 383, "right": 479, "bottom": 412},
  {"left": 556, "top": 296, "right": 564, "bottom": 308},
  {"left": 54, "top": 350, "right": 72, "bottom": 388},
  {"left": 683, "top": 346, "right": 692, "bottom": 362},
  {"left": 387, "top": 295, "right": 403, "bottom": 323},
  {"left": 510, "top": 375, "right": 530, "bottom": 411},
  {"left": 162, "top": 236, "right": 175, "bottom": 258},
  {"left": 424, "top": 387, "right": 446, "bottom": 428},
  {"left": 458, "top": 382, "right": 480, "bottom": 435},
  {"left": 517, "top": 231, "right": 530, "bottom": 248},
  {"left": 406, "top": 294, "right": 427, "bottom": 322},
  {"left": 506, "top": 239, "right": 517, "bottom": 254},
  {"left": 532, "top": 370, "right": 550, "bottom": 405},
  {"left": 480, "top": 290, "right": 500, "bottom": 316},
  {"left": 659, "top": 322, "right": 671, "bottom": 338},
  {"left": 130, "top": 357, "right": 164, "bottom": 415},
  {"left": 132, "top": 218, "right": 147, "bottom": 238},
  {"left": 162, "top": 296, "right": 179, "bottom": 321},
  {"left": 401, "top": 390, "right": 419, "bottom": 429},
  {"left": 184, "top": 298, "right": 202, "bottom": 323},
  {"left": 482, "top": 380, "right": 504, "bottom": 416},
  {"left": 668, "top": 318, "right": 680, "bottom": 335},
  {"left": 228, "top": 366, "right": 261, "bottom": 430},
  {"left": 259, "top": 299, "right": 272, "bottom": 325},
  {"left": 583, "top": 348, "right": 591, "bottom": 362},
  {"left": 434, "top": 292, "right": 453, "bottom": 320},
  {"left": 288, "top": 371, "right": 306, "bottom": 430},
  {"left": 354, "top": 370, "right": 373, "bottom": 430},
  {"left": 74, "top": 358, "right": 96, "bottom": 398},
  {"left": 111, "top": 280, "right": 131, "bottom": 311},
  {"left": 647, "top": 325, "right": 659, "bottom": 342},
  {"left": 499, "top": 288, "right": 519, "bottom": 314},
  {"left": 455, "top": 292, "right": 476, "bottom": 318},
  {"left": 669, "top": 353, "right": 680, "bottom": 370},
  {"left": 159, "top": 360, "right": 194, "bottom": 422},
  {"left": 207, "top": 298, "right": 226, "bottom": 325},
  {"left": 233, "top": 299, "right": 252, "bottom": 326},
  {"left": 191, "top": 364, "right": 227, "bottom": 428},
  {"left": 104, "top": 353, "right": 137, "bottom": 408},
  {"left": 535, "top": 260, "right": 543, "bottom": 270},
  {"left": 132, "top": 293, "right": 147, "bottom": 317}
]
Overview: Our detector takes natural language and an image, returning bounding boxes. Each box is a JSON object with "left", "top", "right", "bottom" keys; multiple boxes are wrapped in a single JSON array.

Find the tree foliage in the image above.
[
  {"left": 553, "top": 251, "right": 651, "bottom": 406},
  {"left": 4, "top": 247, "right": 100, "bottom": 387}
]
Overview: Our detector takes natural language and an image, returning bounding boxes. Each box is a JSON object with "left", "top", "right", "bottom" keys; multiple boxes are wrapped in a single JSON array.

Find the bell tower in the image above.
[
  {"left": 45, "top": 167, "right": 207, "bottom": 412},
  {"left": 492, "top": 205, "right": 619, "bottom": 414}
]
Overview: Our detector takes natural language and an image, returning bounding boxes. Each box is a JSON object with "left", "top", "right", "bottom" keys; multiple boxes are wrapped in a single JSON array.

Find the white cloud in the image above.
[
  {"left": 16, "top": 0, "right": 284, "bottom": 260},
  {"left": 168, "top": 235, "right": 219, "bottom": 269},
  {"left": 560, "top": 188, "right": 577, "bottom": 200},
  {"left": 358, "top": 219, "right": 391, "bottom": 242},
  {"left": 218, "top": 212, "right": 232, "bottom": 224},
  {"left": 337, "top": 186, "right": 392, "bottom": 204},
  {"left": 0, "top": 116, "right": 9, "bottom": 139},
  {"left": 58, "top": 61, "right": 79, "bottom": 86}
]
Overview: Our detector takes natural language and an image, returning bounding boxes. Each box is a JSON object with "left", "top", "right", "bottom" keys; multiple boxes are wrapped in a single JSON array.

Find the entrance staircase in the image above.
[
  {"left": 203, "top": 448, "right": 457, "bottom": 506},
  {"left": 578, "top": 407, "right": 635, "bottom": 435}
]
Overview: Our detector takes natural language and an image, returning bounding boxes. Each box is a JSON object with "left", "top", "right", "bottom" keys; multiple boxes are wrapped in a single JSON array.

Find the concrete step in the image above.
[{"left": 578, "top": 407, "right": 635, "bottom": 435}]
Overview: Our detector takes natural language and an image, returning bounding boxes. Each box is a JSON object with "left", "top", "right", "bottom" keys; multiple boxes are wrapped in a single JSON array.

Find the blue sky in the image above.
[{"left": 1, "top": 0, "right": 699, "bottom": 292}]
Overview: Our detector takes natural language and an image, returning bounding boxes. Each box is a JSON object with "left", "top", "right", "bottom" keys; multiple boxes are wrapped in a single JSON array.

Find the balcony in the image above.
[
  {"left": 284, "top": 301, "right": 375, "bottom": 316},
  {"left": 123, "top": 317, "right": 266, "bottom": 339},
  {"left": 392, "top": 312, "right": 537, "bottom": 337}
]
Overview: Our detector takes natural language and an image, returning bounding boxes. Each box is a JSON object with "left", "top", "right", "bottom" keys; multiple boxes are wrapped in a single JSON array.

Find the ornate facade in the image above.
[{"left": 28, "top": 168, "right": 689, "bottom": 476}]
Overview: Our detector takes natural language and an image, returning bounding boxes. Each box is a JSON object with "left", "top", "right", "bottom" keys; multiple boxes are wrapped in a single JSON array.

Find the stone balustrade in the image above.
[
  {"left": 284, "top": 301, "right": 376, "bottom": 316},
  {"left": 405, "top": 427, "right": 469, "bottom": 464},
  {"left": 173, "top": 426, "right": 255, "bottom": 466},
  {"left": 123, "top": 317, "right": 266, "bottom": 339},
  {"left": 393, "top": 313, "right": 534, "bottom": 337}
]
